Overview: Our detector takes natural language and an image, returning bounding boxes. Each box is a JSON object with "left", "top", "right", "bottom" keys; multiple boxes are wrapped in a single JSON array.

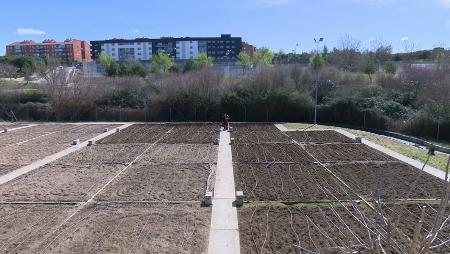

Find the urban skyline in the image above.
[{"left": 2, "top": 0, "right": 450, "bottom": 56}]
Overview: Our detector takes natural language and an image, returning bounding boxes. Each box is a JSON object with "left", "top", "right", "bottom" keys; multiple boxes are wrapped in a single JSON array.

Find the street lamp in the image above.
[
  {"left": 313, "top": 37, "right": 324, "bottom": 125},
  {"left": 225, "top": 49, "right": 232, "bottom": 76}
]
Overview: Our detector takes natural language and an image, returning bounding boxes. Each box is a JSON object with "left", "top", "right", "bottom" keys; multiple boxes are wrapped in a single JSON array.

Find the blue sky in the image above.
[{"left": 1, "top": 0, "right": 450, "bottom": 55}]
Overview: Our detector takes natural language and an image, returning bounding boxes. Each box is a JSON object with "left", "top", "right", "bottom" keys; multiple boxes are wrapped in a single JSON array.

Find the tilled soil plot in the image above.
[
  {"left": 138, "top": 144, "right": 218, "bottom": 164},
  {"left": 0, "top": 162, "right": 124, "bottom": 202},
  {"left": 160, "top": 123, "right": 219, "bottom": 144},
  {"left": 0, "top": 124, "right": 70, "bottom": 147},
  {"left": 231, "top": 130, "right": 291, "bottom": 143},
  {"left": 305, "top": 143, "right": 393, "bottom": 162},
  {"left": 327, "top": 162, "right": 446, "bottom": 200},
  {"left": 43, "top": 203, "right": 210, "bottom": 254},
  {"left": 0, "top": 204, "right": 78, "bottom": 254},
  {"left": 97, "top": 124, "right": 172, "bottom": 144},
  {"left": 287, "top": 130, "right": 355, "bottom": 144},
  {"left": 383, "top": 203, "right": 450, "bottom": 253},
  {"left": 60, "top": 143, "right": 149, "bottom": 165},
  {"left": 0, "top": 164, "right": 20, "bottom": 177},
  {"left": 97, "top": 163, "right": 214, "bottom": 201},
  {"left": 0, "top": 124, "right": 118, "bottom": 166},
  {"left": 238, "top": 204, "right": 411, "bottom": 254},
  {"left": 234, "top": 163, "right": 354, "bottom": 202},
  {"left": 231, "top": 123, "right": 279, "bottom": 132},
  {"left": 232, "top": 143, "right": 315, "bottom": 163}
]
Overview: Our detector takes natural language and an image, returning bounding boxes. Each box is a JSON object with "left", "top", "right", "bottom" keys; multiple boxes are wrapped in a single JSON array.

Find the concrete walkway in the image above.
[
  {"left": 335, "top": 129, "right": 448, "bottom": 181},
  {"left": 1, "top": 124, "right": 37, "bottom": 133},
  {"left": 0, "top": 123, "right": 133, "bottom": 185},
  {"left": 274, "top": 123, "right": 289, "bottom": 131},
  {"left": 208, "top": 130, "right": 240, "bottom": 254}
]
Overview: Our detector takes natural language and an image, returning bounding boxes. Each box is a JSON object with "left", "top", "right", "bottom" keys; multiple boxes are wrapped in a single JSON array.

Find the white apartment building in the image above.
[
  {"left": 176, "top": 41, "right": 199, "bottom": 60},
  {"left": 100, "top": 41, "right": 152, "bottom": 61}
]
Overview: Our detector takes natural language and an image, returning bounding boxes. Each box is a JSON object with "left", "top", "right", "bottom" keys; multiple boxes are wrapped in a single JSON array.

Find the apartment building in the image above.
[
  {"left": 5, "top": 39, "right": 91, "bottom": 62},
  {"left": 242, "top": 42, "right": 257, "bottom": 58},
  {"left": 90, "top": 38, "right": 153, "bottom": 61},
  {"left": 90, "top": 34, "right": 242, "bottom": 62}
]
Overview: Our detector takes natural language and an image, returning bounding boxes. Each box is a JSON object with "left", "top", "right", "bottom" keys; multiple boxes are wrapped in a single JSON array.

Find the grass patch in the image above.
[{"left": 284, "top": 123, "right": 450, "bottom": 172}]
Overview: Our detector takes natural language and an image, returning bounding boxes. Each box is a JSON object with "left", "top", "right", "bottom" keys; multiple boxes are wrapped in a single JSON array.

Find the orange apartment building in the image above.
[{"left": 6, "top": 39, "right": 92, "bottom": 62}]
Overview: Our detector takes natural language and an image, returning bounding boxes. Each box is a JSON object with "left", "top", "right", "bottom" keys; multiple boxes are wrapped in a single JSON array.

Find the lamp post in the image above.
[
  {"left": 225, "top": 49, "right": 232, "bottom": 76},
  {"left": 313, "top": 38, "right": 324, "bottom": 125}
]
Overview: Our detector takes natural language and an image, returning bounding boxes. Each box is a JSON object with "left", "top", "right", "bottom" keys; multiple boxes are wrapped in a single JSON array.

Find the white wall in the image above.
[
  {"left": 100, "top": 42, "right": 153, "bottom": 61},
  {"left": 176, "top": 41, "right": 199, "bottom": 60}
]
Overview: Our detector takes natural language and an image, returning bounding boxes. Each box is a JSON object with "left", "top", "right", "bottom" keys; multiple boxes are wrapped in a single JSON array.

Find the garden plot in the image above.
[
  {"left": 0, "top": 204, "right": 77, "bottom": 254},
  {"left": 42, "top": 203, "right": 210, "bottom": 254},
  {"left": 96, "top": 163, "right": 214, "bottom": 202},
  {"left": 0, "top": 124, "right": 117, "bottom": 167},
  {"left": 97, "top": 124, "right": 172, "bottom": 144},
  {"left": 234, "top": 163, "right": 355, "bottom": 202},
  {"left": 138, "top": 144, "right": 217, "bottom": 164},
  {"left": 287, "top": 130, "right": 355, "bottom": 144},
  {"left": 231, "top": 130, "right": 290, "bottom": 144},
  {"left": 305, "top": 143, "right": 394, "bottom": 163},
  {"left": 0, "top": 124, "right": 68, "bottom": 147},
  {"left": 327, "top": 162, "right": 446, "bottom": 200},
  {"left": 383, "top": 203, "right": 450, "bottom": 253},
  {"left": 232, "top": 143, "right": 315, "bottom": 163},
  {"left": 232, "top": 123, "right": 279, "bottom": 131},
  {"left": 160, "top": 123, "right": 219, "bottom": 144},
  {"left": 0, "top": 162, "right": 124, "bottom": 202},
  {"left": 238, "top": 204, "right": 411, "bottom": 254},
  {"left": 60, "top": 143, "right": 149, "bottom": 165}
]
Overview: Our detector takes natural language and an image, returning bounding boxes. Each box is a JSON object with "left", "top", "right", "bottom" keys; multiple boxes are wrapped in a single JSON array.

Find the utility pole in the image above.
[{"left": 313, "top": 37, "right": 324, "bottom": 125}]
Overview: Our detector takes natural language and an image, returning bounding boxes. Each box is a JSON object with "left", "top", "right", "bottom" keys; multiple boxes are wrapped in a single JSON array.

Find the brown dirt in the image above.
[
  {"left": 232, "top": 130, "right": 291, "bottom": 143},
  {"left": 138, "top": 144, "right": 218, "bottom": 164},
  {"left": 238, "top": 204, "right": 411, "bottom": 254},
  {"left": 232, "top": 143, "right": 315, "bottom": 163},
  {"left": 160, "top": 123, "right": 219, "bottom": 144},
  {"left": 0, "top": 162, "right": 124, "bottom": 202},
  {"left": 383, "top": 203, "right": 450, "bottom": 253},
  {"left": 305, "top": 143, "right": 394, "bottom": 162},
  {"left": 0, "top": 164, "right": 20, "bottom": 177},
  {"left": 287, "top": 130, "right": 355, "bottom": 144},
  {"left": 97, "top": 124, "right": 173, "bottom": 144},
  {"left": 234, "top": 163, "right": 354, "bottom": 202},
  {"left": 327, "top": 162, "right": 446, "bottom": 200},
  {"left": 42, "top": 203, "right": 210, "bottom": 254},
  {"left": 0, "top": 204, "right": 78, "bottom": 254},
  {"left": 60, "top": 143, "right": 150, "bottom": 165},
  {"left": 231, "top": 123, "right": 279, "bottom": 131},
  {"left": 96, "top": 163, "right": 214, "bottom": 202},
  {"left": 0, "top": 124, "right": 119, "bottom": 166}
]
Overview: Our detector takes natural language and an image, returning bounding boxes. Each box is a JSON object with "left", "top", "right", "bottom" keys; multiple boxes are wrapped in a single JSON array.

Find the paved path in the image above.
[
  {"left": 274, "top": 123, "right": 288, "bottom": 131},
  {"left": 335, "top": 129, "right": 447, "bottom": 181},
  {"left": 1, "top": 124, "right": 37, "bottom": 133},
  {"left": 0, "top": 123, "right": 133, "bottom": 185},
  {"left": 208, "top": 130, "right": 240, "bottom": 254}
]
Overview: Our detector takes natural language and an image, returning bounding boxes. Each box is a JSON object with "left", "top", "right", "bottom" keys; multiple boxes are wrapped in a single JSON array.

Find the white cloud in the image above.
[
  {"left": 15, "top": 28, "right": 46, "bottom": 35},
  {"left": 401, "top": 37, "right": 409, "bottom": 42},
  {"left": 133, "top": 29, "right": 140, "bottom": 34},
  {"left": 437, "top": 0, "right": 450, "bottom": 8}
]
